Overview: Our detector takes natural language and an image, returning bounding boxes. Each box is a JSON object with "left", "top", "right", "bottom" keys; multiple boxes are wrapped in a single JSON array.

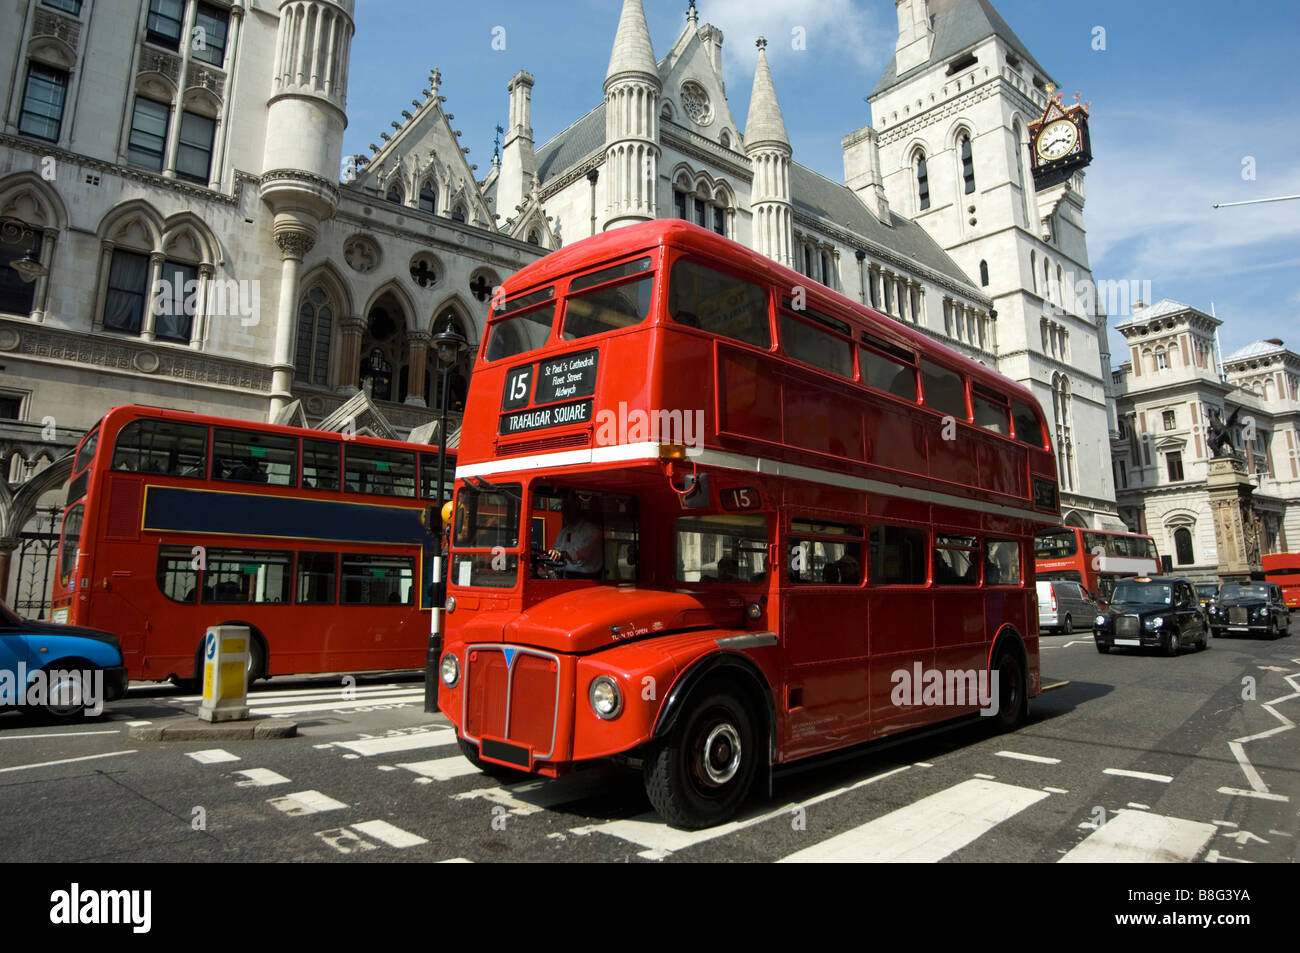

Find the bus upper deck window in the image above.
[
  {"left": 111, "top": 419, "right": 208, "bottom": 477},
  {"left": 668, "top": 258, "right": 770, "bottom": 348},
  {"left": 562, "top": 257, "right": 654, "bottom": 341},
  {"left": 920, "top": 360, "right": 967, "bottom": 420},
  {"left": 1011, "top": 400, "right": 1046, "bottom": 448},
  {"left": 485, "top": 287, "right": 556, "bottom": 362}
]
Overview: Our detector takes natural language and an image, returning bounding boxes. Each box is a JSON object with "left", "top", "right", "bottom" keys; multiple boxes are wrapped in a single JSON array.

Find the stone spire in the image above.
[
  {"left": 602, "top": 0, "right": 661, "bottom": 229},
  {"left": 744, "top": 39, "right": 793, "bottom": 268},
  {"left": 743, "top": 38, "right": 789, "bottom": 151},
  {"left": 605, "top": 0, "right": 659, "bottom": 88}
]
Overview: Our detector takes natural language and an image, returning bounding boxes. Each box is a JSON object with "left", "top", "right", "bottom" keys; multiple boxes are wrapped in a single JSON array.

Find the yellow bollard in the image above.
[{"left": 198, "top": 625, "right": 251, "bottom": 723}]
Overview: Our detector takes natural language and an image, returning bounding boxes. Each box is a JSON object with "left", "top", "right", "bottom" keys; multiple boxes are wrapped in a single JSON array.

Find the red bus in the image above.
[
  {"left": 1033, "top": 527, "right": 1161, "bottom": 606},
  {"left": 1263, "top": 553, "right": 1300, "bottom": 609},
  {"left": 50, "top": 406, "right": 452, "bottom": 683},
  {"left": 436, "top": 219, "right": 1059, "bottom": 828}
]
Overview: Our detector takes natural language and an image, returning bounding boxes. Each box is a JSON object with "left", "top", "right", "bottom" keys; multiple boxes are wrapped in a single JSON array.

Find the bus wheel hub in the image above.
[{"left": 701, "top": 724, "right": 741, "bottom": 785}]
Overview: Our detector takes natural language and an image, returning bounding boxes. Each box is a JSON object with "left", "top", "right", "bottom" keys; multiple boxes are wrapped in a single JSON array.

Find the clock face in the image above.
[{"left": 1036, "top": 119, "right": 1079, "bottom": 162}]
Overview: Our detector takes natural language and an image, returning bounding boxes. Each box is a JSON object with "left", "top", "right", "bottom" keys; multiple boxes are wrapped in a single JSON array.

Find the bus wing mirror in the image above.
[{"left": 681, "top": 472, "right": 710, "bottom": 509}]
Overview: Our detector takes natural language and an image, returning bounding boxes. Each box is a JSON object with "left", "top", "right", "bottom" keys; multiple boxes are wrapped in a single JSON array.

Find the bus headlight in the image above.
[
  {"left": 440, "top": 653, "right": 460, "bottom": 688},
  {"left": 588, "top": 676, "right": 623, "bottom": 720}
]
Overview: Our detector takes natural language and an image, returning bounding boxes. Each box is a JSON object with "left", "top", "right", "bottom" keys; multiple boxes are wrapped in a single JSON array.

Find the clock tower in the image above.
[{"left": 867, "top": 0, "right": 1124, "bottom": 531}]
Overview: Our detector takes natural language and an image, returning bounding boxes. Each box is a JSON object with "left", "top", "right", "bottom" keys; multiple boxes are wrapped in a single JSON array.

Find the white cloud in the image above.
[{"left": 696, "top": 0, "right": 888, "bottom": 74}]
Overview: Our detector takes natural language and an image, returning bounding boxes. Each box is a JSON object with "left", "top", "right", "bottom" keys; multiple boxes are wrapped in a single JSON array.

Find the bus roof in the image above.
[{"left": 497, "top": 219, "right": 1035, "bottom": 407}]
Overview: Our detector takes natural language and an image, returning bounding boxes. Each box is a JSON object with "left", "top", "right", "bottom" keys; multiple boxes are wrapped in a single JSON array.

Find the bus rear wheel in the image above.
[
  {"left": 990, "top": 644, "right": 1028, "bottom": 733},
  {"left": 643, "top": 687, "right": 758, "bottom": 830}
]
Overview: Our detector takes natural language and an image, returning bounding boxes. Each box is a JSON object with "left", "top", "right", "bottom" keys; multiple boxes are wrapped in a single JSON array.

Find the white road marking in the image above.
[
  {"left": 0, "top": 729, "right": 120, "bottom": 740},
  {"left": 438, "top": 857, "right": 472, "bottom": 863},
  {"left": 1059, "top": 810, "right": 1216, "bottom": 863},
  {"left": 778, "top": 779, "right": 1048, "bottom": 863},
  {"left": 234, "top": 768, "right": 290, "bottom": 787},
  {"left": 1213, "top": 820, "right": 1238, "bottom": 828},
  {"left": 1043, "top": 787, "right": 1070, "bottom": 794},
  {"left": 169, "top": 682, "right": 421, "bottom": 703},
  {"left": 1221, "top": 658, "right": 1298, "bottom": 802},
  {"left": 1205, "top": 850, "right": 1253, "bottom": 864},
  {"left": 1103, "top": 767, "right": 1172, "bottom": 783},
  {"left": 333, "top": 730, "right": 457, "bottom": 756},
  {"left": 398, "top": 757, "right": 480, "bottom": 781},
  {"left": 125, "top": 721, "right": 152, "bottom": 727},
  {"left": 268, "top": 790, "right": 348, "bottom": 816},
  {"left": 912, "top": 761, "right": 934, "bottom": 768},
  {"left": 973, "top": 772, "right": 996, "bottom": 779},
  {"left": 351, "top": 820, "right": 427, "bottom": 848},
  {"left": 1127, "top": 802, "right": 1150, "bottom": 810},
  {"left": 187, "top": 749, "right": 240, "bottom": 764},
  {"left": 996, "top": 751, "right": 1061, "bottom": 765},
  {"left": 377, "top": 765, "right": 396, "bottom": 772},
  {"left": 250, "top": 694, "right": 421, "bottom": 716},
  {"left": 570, "top": 765, "right": 911, "bottom": 859},
  {"left": 315, "top": 828, "right": 376, "bottom": 854},
  {"left": 0, "top": 750, "right": 137, "bottom": 773}
]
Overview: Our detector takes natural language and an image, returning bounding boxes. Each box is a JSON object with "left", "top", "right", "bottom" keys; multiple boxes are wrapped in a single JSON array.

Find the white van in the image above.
[{"left": 1037, "top": 580, "right": 1098, "bottom": 634}]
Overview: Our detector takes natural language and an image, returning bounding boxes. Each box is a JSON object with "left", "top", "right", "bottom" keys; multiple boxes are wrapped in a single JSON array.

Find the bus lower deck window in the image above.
[{"left": 675, "top": 514, "right": 768, "bottom": 584}]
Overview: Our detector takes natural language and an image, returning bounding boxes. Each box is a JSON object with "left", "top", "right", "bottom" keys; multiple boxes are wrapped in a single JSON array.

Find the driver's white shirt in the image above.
[{"left": 554, "top": 520, "right": 603, "bottom": 574}]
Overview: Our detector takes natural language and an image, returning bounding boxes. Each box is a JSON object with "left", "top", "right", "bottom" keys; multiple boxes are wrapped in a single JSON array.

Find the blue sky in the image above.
[{"left": 342, "top": 0, "right": 1300, "bottom": 364}]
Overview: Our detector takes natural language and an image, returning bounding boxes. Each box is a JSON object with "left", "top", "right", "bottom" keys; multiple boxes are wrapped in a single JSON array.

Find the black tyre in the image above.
[
  {"left": 643, "top": 686, "right": 759, "bottom": 829},
  {"left": 990, "top": 643, "right": 1029, "bottom": 732},
  {"left": 1095, "top": 642, "right": 1109, "bottom": 654},
  {"left": 457, "top": 737, "right": 530, "bottom": 781},
  {"left": 1163, "top": 630, "right": 1180, "bottom": 657},
  {"left": 246, "top": 636, "right": 267, "bottom": 687},
  {"left": 27, "top": 664, "right": 94, "bottom": 723},
  {"left": 1063, "top": 615, "right": 1073, "bottom": 634}
]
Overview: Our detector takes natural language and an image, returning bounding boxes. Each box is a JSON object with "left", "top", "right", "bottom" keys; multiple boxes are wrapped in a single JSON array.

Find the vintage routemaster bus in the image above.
[
  {"left": 50, "top": 406, "right": 451, "bottom": 683},
  {"left": 436, "top": 219, "right": 1060, "bottom": 828},
  {"left": 1263, "top": 552, "right": 1300, "bottom": 609},
  {"left": 1034, "top": 526, "right": 1161, "bottom": 607}
]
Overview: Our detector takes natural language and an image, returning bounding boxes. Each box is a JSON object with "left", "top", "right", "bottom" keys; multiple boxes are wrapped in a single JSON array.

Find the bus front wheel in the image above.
[{"left": 643, "top": 686, "right": 758, "bottom": 830}]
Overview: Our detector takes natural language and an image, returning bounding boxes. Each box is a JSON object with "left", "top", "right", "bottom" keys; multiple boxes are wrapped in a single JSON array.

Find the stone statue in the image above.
[{"left": 1206, "top": 406, "right": 1241, "bottom": 458}]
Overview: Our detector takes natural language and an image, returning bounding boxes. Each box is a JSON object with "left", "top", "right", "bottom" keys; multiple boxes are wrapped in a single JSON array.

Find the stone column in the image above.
[
  {"left": 31, "top": 227, "right": 57, "bottom": 322},
  {"left": 269, "top": 227, "right": 316, "bottom": 418},
  {"left": 1207, "top": 455, "right": 1263, "bottom": 584},
  {"left": 141, "top": 252, "right": 165, "bottom": 340},
  {"left": 0, "top": 538, "right": 16, "bottom": 604},
  {"left": 337, "top": 316, "right": 366, "bottom": 394},
  {"left": 404, "top": 330, "right": 431, "bottom": 406}
]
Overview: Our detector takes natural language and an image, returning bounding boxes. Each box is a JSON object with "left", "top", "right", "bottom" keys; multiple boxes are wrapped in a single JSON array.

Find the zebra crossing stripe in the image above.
[
  {"left": 250, "top": 693, "right": 422, "bottom": 716},
  {"left": 398, "top": 757, "right": 481, "bottom": 781},
  {"left": 571, "top": 764, "right": 912, "bottom": 859},
  {"left": 269, "top": 790, "right": 348, "bottom": 816},
  {"left": 1059, "top": 809, "right": 1217, "bottom": 863},
  {"left": 234, "top": 768, "right": 290, "bottom": 787},
  {"left": 187, "top": 749, "right": 239, "bottom": 764},
  {"left": 351, "top": 820, "right": 427, "bottom": 848},
  {"left": 778, "top": 778, "right": 1048, "bottom": 863},
  {"left": 334, "top": 730, "right": 458, "bottom": 757}
]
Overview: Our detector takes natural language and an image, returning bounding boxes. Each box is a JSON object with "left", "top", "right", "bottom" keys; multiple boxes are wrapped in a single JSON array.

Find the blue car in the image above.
[{"left": 0, "top": 600, "right": 128, "bottom": 722}]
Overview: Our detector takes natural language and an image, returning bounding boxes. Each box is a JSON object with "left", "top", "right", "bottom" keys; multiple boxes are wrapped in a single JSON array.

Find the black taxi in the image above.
[
  {"left": 1208, "top": 582, "right": 1291, "bottom": 639},
  {"left": 1093, "top": 577, "right": 1208, "bottom": 656}
]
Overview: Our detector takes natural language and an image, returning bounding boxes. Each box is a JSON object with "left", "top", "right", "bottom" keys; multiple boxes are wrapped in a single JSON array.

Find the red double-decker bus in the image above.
[
  {"left": 50, "top": 406, "right": 451, "bottom": 683},
  {"left": 1263, "top": 553, "right": 1300, "bottom": 609},
  {"left": 435, "top": 220, "right": 1060, "bottom": 828},
  {"left": 1033, "top": 526, "right": 1161, "bottom": 606}
]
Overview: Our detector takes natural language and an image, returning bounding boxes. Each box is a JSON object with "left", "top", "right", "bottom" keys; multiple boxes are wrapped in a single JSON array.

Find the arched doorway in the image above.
[{"left": 359, "top": 291, "right": 408, "bottom": 402}]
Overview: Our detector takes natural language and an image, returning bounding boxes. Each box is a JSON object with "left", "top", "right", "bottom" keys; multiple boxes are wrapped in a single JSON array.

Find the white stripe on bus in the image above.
[{"left": 457, "top": 443, "right": 1052, "bottom": 524}]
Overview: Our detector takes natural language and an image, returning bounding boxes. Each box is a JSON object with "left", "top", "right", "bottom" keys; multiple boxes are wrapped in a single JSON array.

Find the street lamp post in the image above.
[{"left": 425, "top": 316, "right": 468, "bottom": 712}]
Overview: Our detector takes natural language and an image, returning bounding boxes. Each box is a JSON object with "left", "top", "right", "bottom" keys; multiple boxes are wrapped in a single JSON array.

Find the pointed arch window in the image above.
[
  {"left": 295, "top": 286, "right": 333, "bottom": 386},
  {"left": 418, "top": 180, "right": 438, "bottom": 214},
  {"left": 1173, "top": 527, "right": 1194, "bottom": 565},
  {"left": 526, "top": 229, "right": 540, "bottom": 246},
  {"left": 960, "top": 134, "right": 975, "bottom": 194},
  {"left": 452, "top": 205, "right": 467, "bottom": 223},
  {"left": 979, "top": 260, "right": 989, "bottom": 287},
  {"left": 915, "top": 152, "right": 930, "bottom": 211},
  {"left": 386, "top": 183, "right": 404, "bottom": 205}
]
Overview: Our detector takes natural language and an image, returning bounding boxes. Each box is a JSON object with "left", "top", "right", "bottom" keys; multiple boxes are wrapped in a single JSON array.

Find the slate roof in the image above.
[
  {"left": 1224, "top": 340, "right": 1286, "bottom": 362},
  {"left": 1115, "top": 298, "right": 1193, "bottom": 329},
  {"left": 536, "top": 103, "right": 606, "bottom": 187},
  {"left": 871, "top": 0, "right": 1052, "bottom": 99}
]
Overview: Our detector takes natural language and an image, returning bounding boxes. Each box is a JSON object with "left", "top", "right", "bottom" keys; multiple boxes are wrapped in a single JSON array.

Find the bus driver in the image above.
[{"left": 546, "top": 493, "right": 604, "bottom": 580}]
